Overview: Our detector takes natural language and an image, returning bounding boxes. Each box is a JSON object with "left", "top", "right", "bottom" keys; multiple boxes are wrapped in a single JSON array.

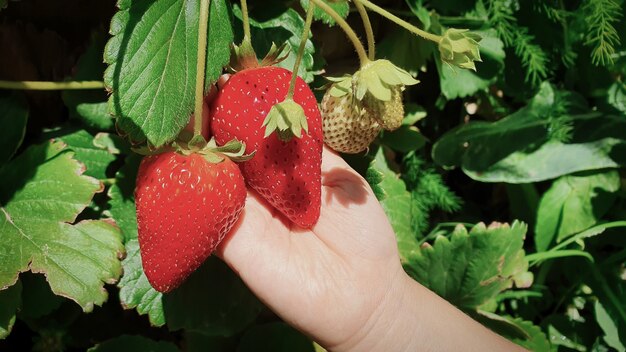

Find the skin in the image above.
[{"left": 210, "top": 75, "right": 527, "bottom": 351}]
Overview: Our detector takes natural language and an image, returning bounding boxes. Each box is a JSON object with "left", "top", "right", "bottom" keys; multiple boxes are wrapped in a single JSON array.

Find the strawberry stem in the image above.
[
  {"left": 310, "top": 0, "right": 369, "bottom": 66},
  {"left": 240, "top": 0, "right": 252, "bottom": 43},
  {"left": 0, "top": 80, "right": 104, "bottom": 90},
  {"left": 286, "top": 0, "right": 315, "bottom": 100},
  {"left": 358, "top": 0, "right": 442, "bottom": 43},
  {"left": 193, "top": 0, "right": 211, "bottom": 138},
  {"left": 353, "top": 0, "right": 376, "bottom": 60}
]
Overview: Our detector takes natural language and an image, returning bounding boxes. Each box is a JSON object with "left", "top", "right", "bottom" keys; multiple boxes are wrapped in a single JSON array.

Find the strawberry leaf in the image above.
[
  {"left": 0, "top": 92, "right": 28, "bottom": 166},
  {"left": 406, "top": 221, "right": 532, "bottom": 310},
  {"left": 88, "top": 335, "right": 178, "bottom": 352},
  {"left": 0, "top": 141, "right": 124, "bottom": 312},
  {"left": 105, "top": 0, "right": 233, "bottom": 147},
  {"left": 53, "top": 130, "right": 118, "bottom": 180},
  {"left": 0, "top": 281, "right": 21, "bottom": 339},
  {"left": 109, "top": 154, "right": 166, "bottom": 326},
  {"left": 367, "top": 149, "right": 420, "bottom": 265}
]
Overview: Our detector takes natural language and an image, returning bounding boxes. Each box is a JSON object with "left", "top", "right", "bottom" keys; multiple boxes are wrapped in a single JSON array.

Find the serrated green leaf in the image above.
[
  {"left": 205, "top": 0, "right": 234, "bottom": 91},
  {"left": 105, "top": 0, "right": 230, "bottom": 147},
  {"left": 75, "top": 103, "right": 114, "bottom": 131},
  {"left": 108, "top": 154, "right": 140, "bottom": 243},
  {"left": 88, "top": 335, "right": 178, "bottom": 352},
  {"left": 407, "top": 221, "right": 532, "bottom": 310},
  {"left": 109, "top": 154, "right": 166, "bottom": 326},
  {"left": 56, "top": 130, "right": 117, "bottom": 180},
  {"left": 377, "top": 24, "right": 433, "bottom": 76},
  {"left": 0, "top": 92, "right": 28, "bottom": 166},
  {"left": 234, "top": 4, "right": 316, "bottom": 82},
  {"left": 0, "top": 281, "right": 21, "bottom": 339},
  {"left": 164, "top": 257, "right": 262, "bottom": 336},
  {"left": 607, "top": 82, "right": 626, "bottom": 114},
  {"left": 0, "top": 141, "right": 124, "bottom": 312},
  {"left": 62, "top": 32, "right": 112, "bottom": 131},
  {"left": 299, "top": 0, "right": 349, "bottom": 26},
  {"left": 402, "top": 103, "right": 427, "bottom": 126},
  {"left": 118, "top": 239, "right": 165, "bottom": 327},
  {"left": 367, "top": 149, "right": 418, "bottom": 265},
  {"left": 535, "top": 171, "right": 620, "bottom": 251},
  {"left": 238, "top": 322, "right": 315, "bottom": 352},
  {"left": 595, "top": 300, "right": 626, "bottom": 351}
]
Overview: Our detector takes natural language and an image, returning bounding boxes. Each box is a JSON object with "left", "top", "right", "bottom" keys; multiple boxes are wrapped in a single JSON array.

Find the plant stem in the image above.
[
  {"left": 194, "top": 0, "right": 211, "bottom": 137},
  {"left": 353, "top": 0, "right": 375, "bottom": 60},
  {"left": 240, "top": 0, "right": 251, "bottom": 41},
  {"left": 287, "top": 1, "right": 315, "bottom": 99},
  {"left": 358, "top": 0, "right": 441, "bottom": 43},
  {"left": 310, "top": 0, "right": 369, "bottom": 66},
  {"left": 0, "top": 80, "right": 105, "bottom": 90}
]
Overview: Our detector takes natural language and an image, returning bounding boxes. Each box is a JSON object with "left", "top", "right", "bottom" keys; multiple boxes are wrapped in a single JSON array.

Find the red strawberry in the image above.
[
  {"left": 210, "top": 66, "right": 322, "bottom": 228},
  {"left": 135, "top": 151, "right": 246, "bottom": 292}
]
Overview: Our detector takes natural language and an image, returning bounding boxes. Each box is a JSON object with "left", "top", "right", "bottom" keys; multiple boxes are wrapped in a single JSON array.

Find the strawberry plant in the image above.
[{"left": 1, "top": 0, "right": 625, "bottom": 351}]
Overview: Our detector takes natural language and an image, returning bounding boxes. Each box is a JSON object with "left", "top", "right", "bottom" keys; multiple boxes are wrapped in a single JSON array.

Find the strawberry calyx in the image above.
[
  {"left": 228, "top": 40, "right": 289, "bottom": 72},
  {"left": 132, "top": 136, "right": 254, "bottom": 164},
  {"left": 352, "top": 59, "right": 419, "bottom": 101},
  {"left": 262, "top": 98, "right": 309, "bottom": 142}
]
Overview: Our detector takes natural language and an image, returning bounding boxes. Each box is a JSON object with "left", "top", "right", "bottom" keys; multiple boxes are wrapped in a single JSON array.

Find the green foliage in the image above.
[
  {"left": 0, "top": 141, "right": 124, "bottom": 311},
  {"left": 581, "top": 0, "right": 623, "bottom": 66},
  {"left": 1, "top": 0, "right": 626, "bottom": 350}
]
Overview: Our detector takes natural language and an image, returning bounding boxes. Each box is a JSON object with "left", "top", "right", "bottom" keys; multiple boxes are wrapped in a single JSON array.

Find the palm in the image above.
[{"left": 217, "top": 148, "right": 404, "bottom": 348}]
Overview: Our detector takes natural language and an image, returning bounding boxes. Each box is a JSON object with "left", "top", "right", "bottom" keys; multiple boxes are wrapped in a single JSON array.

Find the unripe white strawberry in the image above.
[
  {"left": 364, "top": 86, "right": 404, "bottom": 131},
  {"left": 321, "top": 86, "right": 381, "bottom": 154}
]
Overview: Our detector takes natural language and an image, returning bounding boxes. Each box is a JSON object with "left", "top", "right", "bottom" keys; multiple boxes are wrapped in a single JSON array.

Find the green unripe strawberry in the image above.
[
  {"left": 363, "top": 86, "right": 404, "bottom": 131},
  {"left": 321, "top": 85, "right": 381, "bottom": 154}
]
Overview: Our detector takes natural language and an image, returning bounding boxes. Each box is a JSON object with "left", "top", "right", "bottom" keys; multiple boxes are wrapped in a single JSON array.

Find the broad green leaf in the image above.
[
  {"left": 234, "top": 4, "right": 316, "bottom": 82},
  {"left": 436, "top": 29, "right": 505, "bottom": 99},
  {"left": 56, "top": 130, "right": 118, "bottom": 180},
  {"left": 108, "top": 154, "right": 140, "bottom": 243},
  {"left": 0, "top": 141, "right": 124, "bottom": 312},
  {"left": 535, "top": 171, "right": 620, "bottom": 251},
  {"left": 237, "top": 322, "right": 315, "bottom": 352},
  {"left": 75, "top": 103, "right": 114, "bottom": 131},
  {"left": 299, "top": 0, "right": 349, "bottom": 26},
  {"left": 406, "top": 221, "right": 532, "bottom": 310},
  {"left": 0, "top": 92, "right": 28, "bottom": 166},
  {"left": 379, "top": 126, "right": 426, "bottom": 153},
  {"left": 118, "top": 239, "right": 165, "bottom": 327},
  {"left": 366, "top": 149, "right": 419, "bottom": 264},
  {"left": 0, "top": 281, "right": 21, "bottom": 339},
  {"left": 547, "top": 323, "right": 587, "bottom": 351},
  {"left": 88, "top": 335, "right": 178, "bottom": 352},
  {"left": 62, "top": 32, "right": 112, "bottom": 131},
  {"left": 110, "top": 155, "right": 165, "bottom": 326},
  {"left": 433, "top": 83, "right": 626, "bottom": 182},
  {"left": 205, "top": 0, "right": 234, "bottom": 91},
  {"left": 476, "top": 312, "right": 551, "bottom": 351},
  {"left": 595, "top": 300, "right": 626, "bottom": 351},
  {"left": 105, "top": 0, "right": 232, "bottom": 147},
  {"left": 164, "top": 257, "right": 262, "bottom": 336},
  {"left": 185, "top": 332, "right": 234, "bottom": 352}
]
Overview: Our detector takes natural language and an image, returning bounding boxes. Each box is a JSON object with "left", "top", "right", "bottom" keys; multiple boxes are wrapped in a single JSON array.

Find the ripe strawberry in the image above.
[
  {"left": 210, "top": 66, "right": 322, "bottom": 228},
  {"left": 135, "top": 151, "right": 246, "bottom": 292},
  {"left": 321, "top": 86, "right": 381, "bottom": 154}
]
